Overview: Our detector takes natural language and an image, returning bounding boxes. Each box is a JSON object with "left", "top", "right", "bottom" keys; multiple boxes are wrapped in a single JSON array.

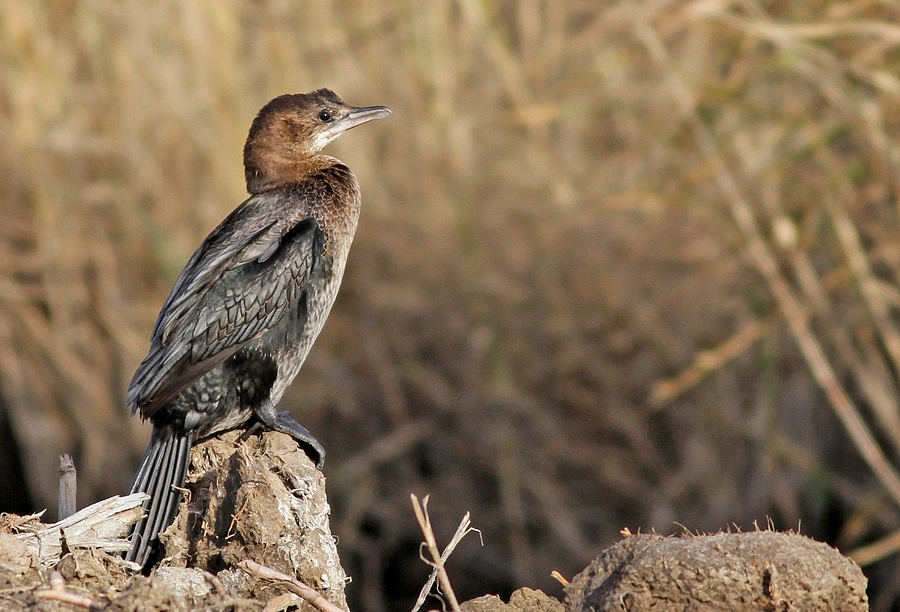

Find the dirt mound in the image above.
[
  {"left": 0, "top": 432, "right": 869, "bottom": 610},
  {"left": 564, "top": 531, "right": 868, "bottom": 612}
]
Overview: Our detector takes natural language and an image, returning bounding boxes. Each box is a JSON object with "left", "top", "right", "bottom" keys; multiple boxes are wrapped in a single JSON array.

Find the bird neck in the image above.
[{"left": 244, "top": 154, "right": 341, "bottom": 194}]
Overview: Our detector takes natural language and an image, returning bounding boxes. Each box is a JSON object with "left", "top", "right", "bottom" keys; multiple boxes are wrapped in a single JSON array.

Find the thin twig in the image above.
[
  {"left": 649, "top": 319, "right": 771, "bottom": 408},
  {"left": 816, "top": 147, "right": 900, "bottom": 450},
  {"left": 849, "top": 528, "right": 900, "bottom": 567},
  {"left": 410, "top": 494, "right": 480, "bottom": 612},
  {"left": 202, "top": 570, "right": 226, "bottom": 594},
  {"left": 227, "top": 490, "right": 256, "bottom": 540},
  {"left": 262, "top": 592, "right": 302, "bottom": 612},
  {"left": 550, "top": 570, "right": 569, "bottom": 586},
  {"left": 238, "top": 560, "right": 346, "bottom": 612},
  {"left": 33, "top": 571, "right": 101, "bottom": 610}
]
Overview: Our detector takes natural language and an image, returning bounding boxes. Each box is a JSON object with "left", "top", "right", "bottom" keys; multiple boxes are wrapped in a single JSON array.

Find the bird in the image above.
[{"left": 124, "top": 89, "right": 391, "bottom": 568}]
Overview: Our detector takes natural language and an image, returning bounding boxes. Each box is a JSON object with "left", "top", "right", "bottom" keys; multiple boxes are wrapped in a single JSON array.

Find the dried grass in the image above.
[{"left": 3, "top": 0, "right": 900, "bottom": 609}]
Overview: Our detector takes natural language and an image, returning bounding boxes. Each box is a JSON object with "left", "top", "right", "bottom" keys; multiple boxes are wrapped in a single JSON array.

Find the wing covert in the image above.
[{"left": 127, "top": 191, "right": 324, "bottom": 418}]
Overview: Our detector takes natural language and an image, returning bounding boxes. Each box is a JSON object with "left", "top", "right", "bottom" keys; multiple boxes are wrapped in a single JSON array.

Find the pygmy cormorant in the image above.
[{"left": 124, "top": 89, "right": 391, "bottom": 568}]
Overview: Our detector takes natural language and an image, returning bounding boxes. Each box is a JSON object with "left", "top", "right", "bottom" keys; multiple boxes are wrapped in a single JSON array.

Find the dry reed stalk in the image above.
[
  {"left": 650, "top": 320, "right": 771, "bottom": 408},
  {"left": 631, "top": 4, "right": 900, "bottom": 510},
  {"left": 57, "top": 454, "right": 76, "bottom": 521},
  {"left": 240, "top": 560, "right": 347, "bottom": 612},
  {"left": 5, "top": 0, "right": 900, "bottom": 606},
  {"left": 410, "top": 494, "right": 478, "bottom": 612}
]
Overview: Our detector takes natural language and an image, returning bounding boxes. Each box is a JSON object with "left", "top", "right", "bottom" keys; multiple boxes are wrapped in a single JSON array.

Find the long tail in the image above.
[{"left": 125, "top": 427, "right": 194, "bottom": 568}]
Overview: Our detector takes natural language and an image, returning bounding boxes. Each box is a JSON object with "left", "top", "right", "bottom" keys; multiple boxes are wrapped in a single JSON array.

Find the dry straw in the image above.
[{"left": 5, "top": 0, "right": 900, "bottom": 607}]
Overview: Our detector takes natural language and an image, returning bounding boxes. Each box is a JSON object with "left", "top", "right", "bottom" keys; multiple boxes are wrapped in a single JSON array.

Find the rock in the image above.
[
  {"left": 153, "top": 567, "right": 213, "bottom": 598},
  {"left": 564, "top": 531, "right": 868, "bottom": 611},
  {"left": 460, "top": 588, "right": 564, "bottom": 612}
]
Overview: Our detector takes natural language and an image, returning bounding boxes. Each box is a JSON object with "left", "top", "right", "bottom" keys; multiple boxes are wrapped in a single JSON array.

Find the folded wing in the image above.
[{"left": 126, "top": 190, "right": 324, "bottom": 419}]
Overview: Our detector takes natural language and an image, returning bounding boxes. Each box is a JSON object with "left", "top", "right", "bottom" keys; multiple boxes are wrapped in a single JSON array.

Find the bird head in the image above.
[{"left": 243, "top": 89, "right": 391, "bottom": 194}]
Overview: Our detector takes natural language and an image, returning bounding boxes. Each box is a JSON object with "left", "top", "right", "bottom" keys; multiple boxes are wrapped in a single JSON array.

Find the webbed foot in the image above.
[{"left": 256, "top": 399, "right": 325, "bottom": 469}]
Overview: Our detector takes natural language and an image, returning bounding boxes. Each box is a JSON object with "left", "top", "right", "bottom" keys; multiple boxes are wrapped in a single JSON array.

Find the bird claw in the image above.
[
  {"left": 272, "top": 411, "right": 326, "bottom": 470},
  {"left": 239, "top": 421, "right": 264, "bottom": 442},
  {"left": 255, "top": 400, "right": 325, "bottom": 469}
]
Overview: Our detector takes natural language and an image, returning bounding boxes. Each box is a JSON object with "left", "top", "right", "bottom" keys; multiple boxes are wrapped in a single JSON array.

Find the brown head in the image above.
[{"left": 243, "top": 89, "right": 391, "bottom": 194}]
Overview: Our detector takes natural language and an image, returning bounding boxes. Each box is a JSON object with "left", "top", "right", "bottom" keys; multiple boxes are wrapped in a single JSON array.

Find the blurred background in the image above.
[{"left": 4, "top": 0, "right": 900, "bottom": 609}]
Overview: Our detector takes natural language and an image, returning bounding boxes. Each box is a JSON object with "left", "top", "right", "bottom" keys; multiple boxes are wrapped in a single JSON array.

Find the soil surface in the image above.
[
  {"left": 564, "top": 531, "right": 868, "bottom": 612},
  {"left": 0, "top": 431, "right": 870, "bottom": 611}
]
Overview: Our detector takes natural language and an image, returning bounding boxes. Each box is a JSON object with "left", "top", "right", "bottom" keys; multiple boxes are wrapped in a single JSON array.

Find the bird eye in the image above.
[{"left": 318, "top": 109, "right": 334, "bottom": 123}]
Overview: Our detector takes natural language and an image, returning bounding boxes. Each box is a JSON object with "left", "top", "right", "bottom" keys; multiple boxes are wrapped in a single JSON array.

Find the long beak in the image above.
[{"left": 325, "top": 105, "right": 392, "bottom": 139}]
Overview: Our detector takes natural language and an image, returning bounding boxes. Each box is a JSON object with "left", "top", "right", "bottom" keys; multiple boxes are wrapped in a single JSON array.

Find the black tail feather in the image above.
[
  {"left": 125, "top": 427, "right": 194, "bottom": 568},
  {"left": 141, "top": 435, "right": 176, "bottom": 559},
  {"left": 163, "top": 434, "right": 192, "bottom": 536}
]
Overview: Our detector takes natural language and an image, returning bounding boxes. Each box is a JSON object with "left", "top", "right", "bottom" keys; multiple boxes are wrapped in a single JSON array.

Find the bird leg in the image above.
[{"left": 255, "top": 399, "right": 325, "bottom": 469}]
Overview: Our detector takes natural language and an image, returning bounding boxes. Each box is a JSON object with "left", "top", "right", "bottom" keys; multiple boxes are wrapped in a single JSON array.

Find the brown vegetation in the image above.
[{"left": 3, "top": 0, "right": 900, "bottom": 609}]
